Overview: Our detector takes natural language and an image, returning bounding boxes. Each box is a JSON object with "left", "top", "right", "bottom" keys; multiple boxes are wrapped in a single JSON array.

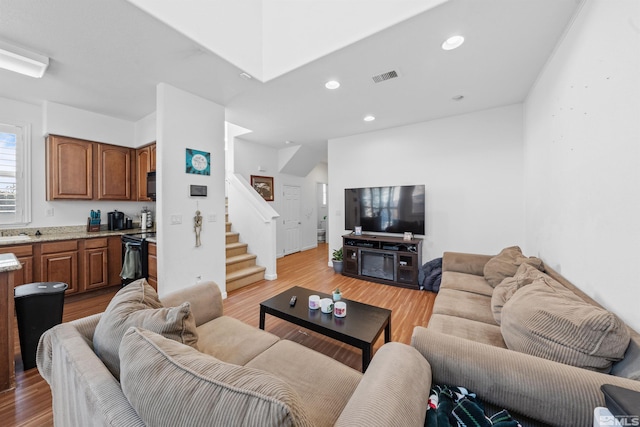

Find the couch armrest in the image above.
[
  {"left": 411, "top": 327, "right": 640, "bottom": 426},
  {"left": 160, "top": 281, "right": 223, "bottom": 326},
  {"left": 335, "top": 342, "right": 431, "bottom": 427},
  {"left": 442, "top": 252, "right": 493, "bottom": 275}
]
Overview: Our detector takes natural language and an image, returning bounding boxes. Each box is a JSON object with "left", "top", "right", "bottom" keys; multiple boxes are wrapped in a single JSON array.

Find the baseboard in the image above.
[{"left": 264, "top": 273, "right": 277, "bottom": 280}]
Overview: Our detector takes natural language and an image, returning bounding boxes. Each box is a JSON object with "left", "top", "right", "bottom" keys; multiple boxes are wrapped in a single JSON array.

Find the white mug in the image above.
[
  {"left": 309, "top": 295, "right": 320, "bottom": 310},
  {"left": 334, "top": 301, "right": 347, "bottom": 317},
  {"left": 320, "top": 298, "right": 334, "bottom": 313}
]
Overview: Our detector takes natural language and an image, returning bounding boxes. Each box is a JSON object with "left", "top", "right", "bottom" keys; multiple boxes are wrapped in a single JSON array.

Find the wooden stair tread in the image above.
[
  {"left": 226, "top": 242, "right": 248, "bottom": 249},
  {"left": 226, "top": 265, "right": 266, "bottom": 281},
  {"left": 226, "top": 253, "right": 257, "bottom": 265}
]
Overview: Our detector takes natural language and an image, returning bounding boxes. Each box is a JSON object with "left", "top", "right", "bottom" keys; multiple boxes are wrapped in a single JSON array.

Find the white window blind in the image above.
[{"left": 0, "top": 123, "right": 30, "bottom": 225}]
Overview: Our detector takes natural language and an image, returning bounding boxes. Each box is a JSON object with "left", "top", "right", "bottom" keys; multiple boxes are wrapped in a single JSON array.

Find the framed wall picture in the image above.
[
  {"left": 186, "top": 148, "right": 211, "bottom": 175},
  {"left": 251, "top": 175, "right": 274, "bottom": 201}
]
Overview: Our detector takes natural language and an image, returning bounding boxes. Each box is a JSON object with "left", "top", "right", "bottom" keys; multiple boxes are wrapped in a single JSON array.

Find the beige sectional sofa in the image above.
[
  {"left": 411, "top": 249, "right": 640, "bottom": 427},
  {"left": 37, "top": 279, "right": 432, "bottom": 427}
]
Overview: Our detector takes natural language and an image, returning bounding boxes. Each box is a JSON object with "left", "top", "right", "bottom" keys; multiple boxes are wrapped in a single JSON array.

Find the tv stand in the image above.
[{"left": 342, "top": 234, "right": 423, "bottom": 289}]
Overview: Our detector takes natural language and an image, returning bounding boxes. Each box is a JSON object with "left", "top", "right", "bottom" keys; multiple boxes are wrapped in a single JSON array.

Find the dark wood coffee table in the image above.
[{"left": 259, "top": 286, "right": 391, "bottom": 371}]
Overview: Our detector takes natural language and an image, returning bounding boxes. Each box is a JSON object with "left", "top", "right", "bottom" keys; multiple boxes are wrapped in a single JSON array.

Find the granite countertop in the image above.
[
  {"left": 0, "top": 226, "right": 156, "bottom": 247},
  {"left": 0, "top": 253, "right": 21, "bottom": 272}
]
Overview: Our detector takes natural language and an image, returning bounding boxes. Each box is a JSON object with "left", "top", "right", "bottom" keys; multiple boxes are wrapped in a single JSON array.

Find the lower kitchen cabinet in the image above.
[
  {"left": 0, "top": 245, "right": 33, "bottom": 287},
  {"left": 147, "top": 242, "right": 157, "bottom": 290},
  {"left": 40, "top": 241, "right": 79, "bottom": 295},
  {"left": 82, "top": 238, "right": 108, "bottom": 291}
]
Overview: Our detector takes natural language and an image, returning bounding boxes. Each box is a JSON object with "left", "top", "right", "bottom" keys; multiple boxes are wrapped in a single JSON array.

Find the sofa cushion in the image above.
[
  {"left": 440, "top": 271, "right": 494, "bottom": 297},
  {"left": 93, "top": 279, "right": 198, "bottom": 379},
  {"left": 432, "top": 288, "right": 497, "bottom": 325},
  {"left": 246, "top": 340, "right": 362, "bottom": 426},
  {"left": 491, "top": 263, "right": 549, "bottom": 325},
  {"left": 501, "top": 278, "right": 631, "bottom": 373},
  {"left": 120, "top": 327, "right": 313, "bottom": 427},
  {"left": 196, "top": 316, "right": 280, "bottom": 365},
  {"left": 428, "top": 314, "right": 506, "bottom": 348},
  {"left": 483, "top": 246, "right": 544, "bottom": 287}
]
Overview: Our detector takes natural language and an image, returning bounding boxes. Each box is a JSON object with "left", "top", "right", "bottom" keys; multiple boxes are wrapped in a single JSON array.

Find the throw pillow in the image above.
[
  {"left": 93, "top": 279, "right": 198, "bottom": 379},
  {"left": 500, "top": 278, "right": 631, "bottom": 373},
  {"left": 483, "top": 246, "right": 544, "bottom": 287},
  {"left": 120, "top": 327, "right": 313, "bottom": 427},
  {"left": 491, "top": 263, "right": 549, "bottom": 325}
]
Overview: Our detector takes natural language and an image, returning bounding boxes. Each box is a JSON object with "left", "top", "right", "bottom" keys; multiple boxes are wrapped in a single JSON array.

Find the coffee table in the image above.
[{"left": 259, "top": 286, "right": 391, "bottom": 372}]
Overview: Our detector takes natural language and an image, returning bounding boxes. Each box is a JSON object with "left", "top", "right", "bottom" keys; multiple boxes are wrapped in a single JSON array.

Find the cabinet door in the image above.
[
  {"left": 41, "top": 251, "right": 79, "bottom": 294},
  {"left": 136, "top": 146, "right": 152, "bottom": 201},
  {"left": 97, "top": 144, "right": 133, "bottom": 200},
  {"left": 147, "top": 243, "right": 157, "bottom": 291},
  {"left": 107, "top": 236, "right": 123, "bottom": 286},
  {"left": 343, "top": 246, "right": 358, "bottom": 274},
  {"left": 46, "top": 135, "right": 93, "bottom": 200},
  {"left": 150, "top": 143, "right": 156, "bottom": 171},
  {"left": 0, "top": 245, "right": 33, "bottom": 287},
  {"left": 83, "top": 248, "right": 108, "bottom": 291}
]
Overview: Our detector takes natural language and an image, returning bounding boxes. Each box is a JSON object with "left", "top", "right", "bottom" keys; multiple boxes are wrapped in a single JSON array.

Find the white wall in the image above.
[
  {"left": 328, "top": 104, "right": 525, "bottom": 263},
  {"left": 155, "top": 84, "right": 226, "bottom": 296},
  {"left": 524, "top": 0, "right": 640, "bottom": 331},
  {"left": 233, "top": 138, "right": 328, "bottom": 255},
  {"left": 0, "top": 97, "right": 151, "bottom": 230}
]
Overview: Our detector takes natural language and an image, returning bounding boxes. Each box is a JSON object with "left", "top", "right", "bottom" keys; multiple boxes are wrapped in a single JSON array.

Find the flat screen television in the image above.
[{"left": 345, "top": 185, "right": 425, "bottom": 235}]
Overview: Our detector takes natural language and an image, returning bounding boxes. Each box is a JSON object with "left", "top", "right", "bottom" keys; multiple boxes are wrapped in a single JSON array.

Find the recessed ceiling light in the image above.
[
  {"left": 325, "top": 80, "right": 340, "bottom": 90},
  {"left": 239, "top": 72, "right": 252, "bottom": 80},
  {"left": 452, "top": 95, "right": 464, "bottom": 101},
  {"left": 442, "top": 35, "right": 465, "bottom": 51},
  {"left": 363, "top": 115, "right": 376, "bottom": 122},
  {"left": 285, "top": 140, "right": 292, "bottom": 144}
]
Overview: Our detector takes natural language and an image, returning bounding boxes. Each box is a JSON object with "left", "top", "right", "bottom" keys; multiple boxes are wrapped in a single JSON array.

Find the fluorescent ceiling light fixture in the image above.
[
  {"left": 363, "top": 115, "right": 376, "bottom": 122},
  {"left": 441, "top": 35, "right": 465, "bottom": 51},
  {"left": 0, "top": 41, "right": 49, "bottom": 78},
  {"left": 325, "top": 80, "right": 340, "bottom": 90}
]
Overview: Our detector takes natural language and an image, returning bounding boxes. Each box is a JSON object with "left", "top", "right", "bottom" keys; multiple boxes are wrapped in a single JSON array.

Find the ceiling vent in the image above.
[{"left": 371, "top": 70, "right": 399, "bottom": 83}]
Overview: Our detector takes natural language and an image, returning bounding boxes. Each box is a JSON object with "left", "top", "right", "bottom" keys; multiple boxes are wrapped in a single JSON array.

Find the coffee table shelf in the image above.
[{"left": 259, "top": 286, "right": 391, "bottom": 372}]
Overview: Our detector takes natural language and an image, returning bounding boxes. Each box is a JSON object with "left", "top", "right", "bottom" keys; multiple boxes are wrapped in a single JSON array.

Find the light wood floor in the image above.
[{"left": 0, "top": 243, "right": 435, "bottom": 426}]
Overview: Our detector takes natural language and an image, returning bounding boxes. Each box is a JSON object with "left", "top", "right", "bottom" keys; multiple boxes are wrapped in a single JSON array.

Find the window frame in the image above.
[{"left": 0, "top": 122, "right": 31, "bottom": 227}]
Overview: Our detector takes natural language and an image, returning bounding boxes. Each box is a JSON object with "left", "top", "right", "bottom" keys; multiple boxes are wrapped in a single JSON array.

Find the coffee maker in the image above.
[{"left": 108, "top": 210, "right": 125, "bottom": 230}]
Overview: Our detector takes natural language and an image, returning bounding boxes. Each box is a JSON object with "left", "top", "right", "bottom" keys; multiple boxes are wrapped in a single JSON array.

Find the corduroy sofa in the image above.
[
  {"left": 37, "top": 279, "right": 432, "bottom": 427},
  {"left": 411, "top": 249, "right": 640, "bottom": 427}
]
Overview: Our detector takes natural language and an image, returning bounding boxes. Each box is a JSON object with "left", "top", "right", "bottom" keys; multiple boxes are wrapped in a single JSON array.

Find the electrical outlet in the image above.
[
  {"left": 208, "top": 214, "right": 216, "bottom": 222},
  {"left": 45, "top": 207, "right": 54, "bottom": 217},
  {"left": 170, "top": 215, "right": 182, "bottom": 225}
]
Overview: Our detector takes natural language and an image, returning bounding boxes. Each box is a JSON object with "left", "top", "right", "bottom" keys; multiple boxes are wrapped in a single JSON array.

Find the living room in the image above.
[{"left": 0, "top": 0, "right": 639, "bottom": 424}]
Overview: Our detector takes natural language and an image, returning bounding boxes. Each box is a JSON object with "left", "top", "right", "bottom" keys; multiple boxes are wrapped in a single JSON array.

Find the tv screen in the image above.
[{"left": 345, "top": 185, "right": 425, "bottom": 235}]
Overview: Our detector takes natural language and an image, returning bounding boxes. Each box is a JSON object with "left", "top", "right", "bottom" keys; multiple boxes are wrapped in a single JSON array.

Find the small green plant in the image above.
[
  {"left": 333, "top": 287, "right": 341, "bottom": 295},
  {"left": 332, "top": 247, "right": 343, "bottom": 261}
]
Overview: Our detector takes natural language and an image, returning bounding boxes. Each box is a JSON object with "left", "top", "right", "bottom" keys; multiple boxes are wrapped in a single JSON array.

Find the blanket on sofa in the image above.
[{"left": 420, "top": 257, "right": 443, "bottom": 292}]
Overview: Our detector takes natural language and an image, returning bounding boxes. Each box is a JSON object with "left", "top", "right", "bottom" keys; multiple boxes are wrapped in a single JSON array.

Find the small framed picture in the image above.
[
  {"left": 251, "top": 175, "right": 274, "bottom": 201},
  {"left": 354, "top": 226, "right": 362, "bottom": 235},
  {"left": 403, "top": 232, "right": 413, "bottom": 241}
]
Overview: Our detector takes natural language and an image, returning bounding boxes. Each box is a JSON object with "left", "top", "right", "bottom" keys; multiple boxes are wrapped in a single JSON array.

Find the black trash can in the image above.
[{"left": 14, "top": 282, "right": 68, "bottom": 370}]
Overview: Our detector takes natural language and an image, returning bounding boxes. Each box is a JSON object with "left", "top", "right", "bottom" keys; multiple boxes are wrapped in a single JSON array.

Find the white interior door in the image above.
[{"left": 283, "top": 185, "right": 301, "bottom": 255}]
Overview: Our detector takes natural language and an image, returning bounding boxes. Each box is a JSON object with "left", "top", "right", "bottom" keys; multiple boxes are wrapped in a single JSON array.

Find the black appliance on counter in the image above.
[
  {"left": 108, "top": 210, "right": 125, "bottom": 230},
  {"left": 121, "top": 232, "right": 156, "bottom": 285}
]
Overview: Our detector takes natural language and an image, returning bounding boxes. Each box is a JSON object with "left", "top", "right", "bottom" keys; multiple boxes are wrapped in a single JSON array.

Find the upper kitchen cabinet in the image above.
[
  {"left": 97, "top": 144, "right": 134, "bottom": 200},
  {"left": 136, "top": 143, "right": 156, "bottom": 201},
  {"left": 46, "top": 135, "right": 135, "bottom": 201},
  {"left": 47, "top": 135, "right": 93, "bottom": 200}
]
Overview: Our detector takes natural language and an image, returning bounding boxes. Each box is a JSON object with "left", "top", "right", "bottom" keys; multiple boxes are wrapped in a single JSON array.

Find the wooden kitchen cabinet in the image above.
[
  {"left": 97, "top": 144, "right": 134, "bottom": 200},
  {"left": 136, "top": 143, "right": 156, "bottom": 201},
  {"left": 47, "top": 134, "right": 136, "bottom": 201},
  {"left": 147, "top": 242, "right": 157, "bottom": 290},
  {"left": 107, "top": 236, "right": 123, "bottom": 287},
  {"left": 46, "top": 135, "right": 93, "bottom": 200},
  {"left": 82, "top": 238, "right": 108, "bottom": 291},
  {"left": 0, "top": 245, "right": 33, "bottom": 287},
  {"left": 40, "top": 241, "right": 79, "bottom": 295}
]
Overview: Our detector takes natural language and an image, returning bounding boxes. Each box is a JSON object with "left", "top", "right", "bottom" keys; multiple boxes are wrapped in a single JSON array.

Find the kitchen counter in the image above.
[
  {"left": 0, "top": 226, "right": 156, "bottom": 247},
  {"left": 0, "top": 253, "right": 21, "bottom": 272}
]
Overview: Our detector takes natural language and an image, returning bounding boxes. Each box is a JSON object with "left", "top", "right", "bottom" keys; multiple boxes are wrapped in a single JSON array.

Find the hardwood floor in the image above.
[{"left": 0, "top": 243, "right": 435, "bottom": 426}]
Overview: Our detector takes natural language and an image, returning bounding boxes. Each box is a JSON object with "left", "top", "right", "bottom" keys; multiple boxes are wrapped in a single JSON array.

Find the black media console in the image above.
[{"left": 342, "top": 234, "right": 423, "bottom": 290}]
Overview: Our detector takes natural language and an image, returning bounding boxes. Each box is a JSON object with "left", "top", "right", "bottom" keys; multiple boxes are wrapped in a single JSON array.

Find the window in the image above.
[
  {"left": 322, "top": 183, "right": 327, "bottom": 206},
  {"left": 0, "top": 123, "right": 31, "bottom": 226}
]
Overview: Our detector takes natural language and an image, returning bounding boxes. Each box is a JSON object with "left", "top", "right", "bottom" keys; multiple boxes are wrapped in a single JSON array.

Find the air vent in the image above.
[{"left": 371, "top": 70, "right": 399, "bottom": 83}]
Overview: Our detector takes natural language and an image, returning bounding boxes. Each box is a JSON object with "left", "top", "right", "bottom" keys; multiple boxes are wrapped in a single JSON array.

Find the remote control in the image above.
[{"left": 289, "top": 296, "right": 297, "bottom": 306}]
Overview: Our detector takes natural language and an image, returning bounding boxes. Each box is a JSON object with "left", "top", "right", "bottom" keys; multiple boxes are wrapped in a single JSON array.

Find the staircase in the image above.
[{"left": 225, "top": 213, "right": 266, "bottom": 292}]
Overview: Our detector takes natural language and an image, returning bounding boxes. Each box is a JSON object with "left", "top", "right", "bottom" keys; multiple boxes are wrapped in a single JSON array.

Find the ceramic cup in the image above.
[
  {"left": 334, "top": 301, "right": 347, "bottom": 317},
  {"left": 309, "top": 295, "right": 321, "bottom": 310},
  {"left": 320, "top": 298, "right": 334, "bottom": 313}
]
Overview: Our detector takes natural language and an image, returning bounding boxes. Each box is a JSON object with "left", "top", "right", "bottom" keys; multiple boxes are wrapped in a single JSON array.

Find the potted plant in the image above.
[
  {"left": 332, "top": 248, "right": 344, "bottom": 274},
  {"left": 332, "top": 287, "right": 342, "bottom": 300}
]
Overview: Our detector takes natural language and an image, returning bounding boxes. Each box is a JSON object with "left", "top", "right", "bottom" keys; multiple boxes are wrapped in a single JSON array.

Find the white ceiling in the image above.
[{"left": 0, "top": 0, "right": 582, "bottom": 157}]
